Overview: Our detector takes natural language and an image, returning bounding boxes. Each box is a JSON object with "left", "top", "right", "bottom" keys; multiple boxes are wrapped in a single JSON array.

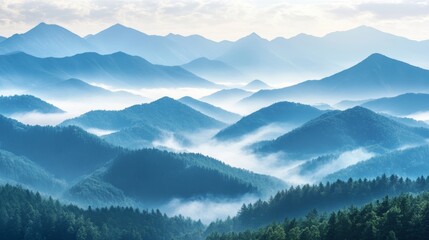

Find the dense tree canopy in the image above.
[
  {"left": 207, "top": 192, "right": 429, "bottom": 240},
  {"left": 0, "top": 185, "right": 204, "bottom": 240}
]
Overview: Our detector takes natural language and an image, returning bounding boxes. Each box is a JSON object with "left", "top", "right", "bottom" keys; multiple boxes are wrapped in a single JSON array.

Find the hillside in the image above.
[
  {"left": 325, "top": 145, "right": 429, "bottom": 181},
  {"left": 62, "top": 97, "right": 226, "bottom": 149},
  {"left": 214, "top": 101, "right": 324, "bottom": 141},
  {"left": 0, "top": 115, "right": 120, "bottom": 180},
  {"left": 256, "top": 107, "right": 429, "bottom": 158},
  {"left": 207, "top": 191, "right": 429, "bottom": 240},
  {"left": 0, "top": 95, "right": 63, "bottom": 115},
  {"left": 0, "top": 185, "right": 205, "bottom": 240},
  {"left": 68, "top": 149, "right": 285, "bottom": 205},
  {"left": 205, "top": 175, "right": 429, "bottom": 233},
  {"left": 0, "top": 150, "right": 66, "bottom": 193}
]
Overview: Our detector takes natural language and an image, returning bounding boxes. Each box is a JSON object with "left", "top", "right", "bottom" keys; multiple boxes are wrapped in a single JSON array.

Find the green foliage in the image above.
[
  {"left": 0, "top": 184, "right": 204, "bottom": 240},
  {"left": 257, "top": 107, "right": 429, "bottom": 158},
  {"left": 206, "top": 175, "right": 429, "bottom": 233},
  {"left": 69, "top": 149, "right": 284, "bottom": 204},
  {"left": 215, "top": 101, "right": 323, "bottom": 141},
  {"left": 0, "top": 115, "right": 121, "bottom": 180},
  {"left": 325, "top": 145, "right": 429, "bottom": 181},
  {"left": 207, "top": 192, "right": 429, "bottom": 240}
]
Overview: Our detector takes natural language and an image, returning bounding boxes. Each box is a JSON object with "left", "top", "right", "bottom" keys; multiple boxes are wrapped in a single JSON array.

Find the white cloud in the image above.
[{"left": 0, "top": 0, "right": 428, "bottom": 41}]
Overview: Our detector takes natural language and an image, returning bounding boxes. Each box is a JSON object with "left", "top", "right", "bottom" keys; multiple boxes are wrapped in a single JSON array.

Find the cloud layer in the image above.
[{"left": 0, "top": 0, "right": 428, "bottom": 41}]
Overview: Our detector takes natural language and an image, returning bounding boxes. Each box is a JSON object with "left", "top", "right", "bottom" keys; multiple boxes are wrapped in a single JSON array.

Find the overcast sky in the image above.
[{"left": 0, "top": 0, "right": 428, "bottom": 41}]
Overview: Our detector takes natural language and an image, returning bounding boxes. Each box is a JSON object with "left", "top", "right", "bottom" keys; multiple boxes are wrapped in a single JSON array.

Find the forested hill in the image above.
[
  {"left": 0, "top": 184, "right": 205, "bottom": 240},
  {"left": 207, "top": 192, "right": 429, "bottom": 240},
  {"left": 205, "top": 175, "right": 429, "bottom": 234}
]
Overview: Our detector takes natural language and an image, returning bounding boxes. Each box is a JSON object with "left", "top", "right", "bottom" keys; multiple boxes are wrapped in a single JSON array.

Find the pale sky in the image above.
[{"left": 0, "top": 0, "right": 428, "bottom": 41}]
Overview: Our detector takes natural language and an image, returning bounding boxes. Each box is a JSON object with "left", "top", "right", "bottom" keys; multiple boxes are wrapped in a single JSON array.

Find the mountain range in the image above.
[
  {"left": 61, "top": 97, "right": 226, "bottom": 149},
  {"left": 2, "top": 23, "right": 429, "bottom": 82},
  {"left": 0, "top": 95, "right": 63, "bottom": 115},
  {"left": 255, "top": 107, "right": 429, "bottom": 159},
  {"left": 0, "top": 51, "right": 216, "bottom": 89},
  {"left": 240, "top": 54, "right": 429, "bottom": 109}
]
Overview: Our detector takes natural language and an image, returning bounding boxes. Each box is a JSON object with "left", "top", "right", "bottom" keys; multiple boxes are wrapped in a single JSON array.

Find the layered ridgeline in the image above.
[
  {"left": 361, "top": 93, "right": 429, "bottom": 116},
  {"left": 62, "top": 97, "right": 226, "bottom": 149},
  {"left": 0, "top": 185, "right": 205, "bottom": 240},
  {"left": 0, "top": 95, "right": 63, "bottom": 115},
  {"left": 34, "top": 78, "right": 146, "bottom": 102},
  {"left": 67, "top": 149, "right": 285, "bottom": 206},
  {"left": 181, "top": 57, "right": 245, "bottom": 82},
  {"left": 0, "top": 51, "right": 216, "bottom": 89},
  {"left": 207, "top": 192, "right": 429, "bottom": 240},
  {"left": 178, "top": 96, "right": 241, "bottom": 124},
  {"left": 255, "top": 107, "right": 429, "bottom": 159},
  {"left": 240, "top": 54, "right": 429, "bottom": 109},
  {"left": 0, "top": 115, "right": 121, "bottom": 180},
  {"left": 3, "top": 23, "right": 429, "bottom": 79},
  {"left": 86, "top": 23, "right": 231, "bottom": 66},
  {"left": 205, "top": 175, "right": 429, "bottom": 234},
  {"left": 214, "top": 101, "right": 324, "bottom": 141}
]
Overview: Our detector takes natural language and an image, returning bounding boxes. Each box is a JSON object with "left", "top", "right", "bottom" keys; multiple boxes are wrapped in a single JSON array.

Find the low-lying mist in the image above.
[{"left": 161, "top": 195, "right": 258, "bottom": 224}]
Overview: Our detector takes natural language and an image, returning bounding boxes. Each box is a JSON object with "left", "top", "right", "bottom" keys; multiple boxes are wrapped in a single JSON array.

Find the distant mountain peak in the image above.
[
  {"left": 151, "top": 96, "right": 177, "bottom": 104},
  {"left": 238, "top": 32, "right": 266, "bottom": 42}
]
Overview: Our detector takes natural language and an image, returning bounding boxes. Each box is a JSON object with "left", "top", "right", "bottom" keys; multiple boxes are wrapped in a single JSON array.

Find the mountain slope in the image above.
[
  {"left": 0, "top": 150, "right": 66, "bottom": 193},
  {"left": 215, "top": 101, "right": 324, "bottom": 141},
  {"left": 361, "top": 93, "right": 429, "bottom": 116},
  {"left": 241, "top": 54, "right": 429, "bottom": 107},
  {"left": 0, "top": 22, "right": 94, "bottom": 57},
  {"left": 256, "top": 107, "right": 429, "bottom": 158},
  {"left": 178, "top": 96, "right": 241, "bottom": 124},
  {"left": 68, "top": 149, "right": 285, "bottom": 205},
  {"left": 62, "top": 97, "right": 226, "bottom": 149},
  {"left": 0, "top": 185, "right": 205, "bottom": 240},
  {"left": 0, "top": 95, "right": 63, "bottom": 115},
  {"left": 325, "top": 146, "right": 429, "bottom": 181},
  {"left": 0, "top": 51, "right": 216, "bottom": 89},
  {"left": 181, "top": 57, "right": 245, "bottom": 82},
  {"left": 0, "top": 115, "right": 120, "bottom": 180}
]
